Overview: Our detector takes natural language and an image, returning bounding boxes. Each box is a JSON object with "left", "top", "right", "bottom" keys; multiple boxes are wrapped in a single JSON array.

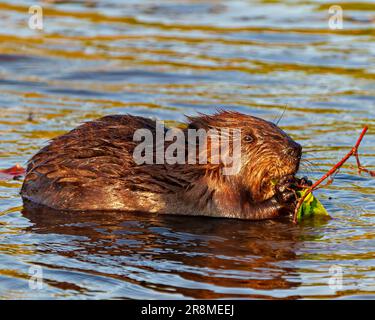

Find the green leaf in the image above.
[
  {"left": 270, "top": 179, "right": 278, "bottom": 186},
  {"left": 296, "top": 190, "right": 329, "bottom": 221}
]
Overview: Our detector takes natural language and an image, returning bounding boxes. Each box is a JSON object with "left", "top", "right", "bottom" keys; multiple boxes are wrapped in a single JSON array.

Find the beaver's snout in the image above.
[
  {"left": 283, "top": 142, "right": 302, "bottom": 159},
  {"left": 283, "top": 141, "right": 302, "bottom": 175}
]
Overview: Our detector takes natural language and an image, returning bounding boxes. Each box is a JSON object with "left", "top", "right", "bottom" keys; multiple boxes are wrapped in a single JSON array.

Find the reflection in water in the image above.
[{"left": 22, "top": 200, "right": 302, "bottom": 299}]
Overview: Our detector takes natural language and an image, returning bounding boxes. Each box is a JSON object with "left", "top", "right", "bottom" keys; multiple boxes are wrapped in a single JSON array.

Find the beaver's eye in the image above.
[{"left": 244, "top": 134, "right": 254, "bottom": 143}]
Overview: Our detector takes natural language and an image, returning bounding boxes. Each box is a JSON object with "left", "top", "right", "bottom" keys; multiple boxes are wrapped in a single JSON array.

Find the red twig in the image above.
[
  {"left": 292, "top": 126, "right": 373, "bottom": 224},
  {"left": 0, "top": 164, "right": 26, "bottom": 178}
]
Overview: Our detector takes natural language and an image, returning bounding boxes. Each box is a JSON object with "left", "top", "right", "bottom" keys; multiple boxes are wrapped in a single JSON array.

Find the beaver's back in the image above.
[{"left": 21, "top": 115, "right": 168, "bottom": 211}]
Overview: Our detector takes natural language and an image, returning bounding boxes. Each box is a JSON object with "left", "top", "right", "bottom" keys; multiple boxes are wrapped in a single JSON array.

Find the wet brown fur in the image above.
[{"left": 21, "top": 111, "right": 302, "bottom": 220}]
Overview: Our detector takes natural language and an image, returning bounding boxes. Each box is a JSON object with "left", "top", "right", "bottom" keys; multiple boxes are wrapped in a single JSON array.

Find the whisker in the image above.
[
  {"left": 273, "top": 104, "right": 288, "bottom": 126},
  {"left": 299, "top": 162, "right": 316, "bottom": 175},
  {"left": 301, "top": 158, "right": 319, "bottom": 170},
  {"left": 299, "top": 158, "right": 325, "bottom": 175}
]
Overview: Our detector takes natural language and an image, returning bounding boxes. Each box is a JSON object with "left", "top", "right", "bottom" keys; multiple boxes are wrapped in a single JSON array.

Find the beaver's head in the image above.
[{"left": 187, "top": 111, "right": 302, "bottom": 203}]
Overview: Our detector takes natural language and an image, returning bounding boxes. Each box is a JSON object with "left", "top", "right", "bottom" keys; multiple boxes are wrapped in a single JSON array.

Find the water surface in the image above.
[{"left": 0, "top": 0, "right": 374, "bottom": 299}]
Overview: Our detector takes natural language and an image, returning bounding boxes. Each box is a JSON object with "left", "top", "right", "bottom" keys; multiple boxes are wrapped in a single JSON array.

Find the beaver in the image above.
[{"left": 20, "top": 111, "right": 302, "bottom": 220}]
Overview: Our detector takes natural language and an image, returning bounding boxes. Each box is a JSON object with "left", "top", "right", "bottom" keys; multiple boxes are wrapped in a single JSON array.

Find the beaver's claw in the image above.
[
  {"left": 275, "top": 175, "right": 298, "bottom": 205},
  {"left": 298, "top": 176, "right": 313, "bottom": 187}
]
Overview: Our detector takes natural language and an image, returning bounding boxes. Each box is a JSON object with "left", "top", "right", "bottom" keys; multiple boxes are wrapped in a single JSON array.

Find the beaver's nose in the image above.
[{"left": 284, "top": 143, "right": 302, "bottom": 159}]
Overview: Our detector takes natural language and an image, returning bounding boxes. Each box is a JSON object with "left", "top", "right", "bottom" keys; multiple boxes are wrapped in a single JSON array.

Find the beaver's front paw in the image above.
[{"left": 275, "top": 175, "right": 297, "bottom": 205}]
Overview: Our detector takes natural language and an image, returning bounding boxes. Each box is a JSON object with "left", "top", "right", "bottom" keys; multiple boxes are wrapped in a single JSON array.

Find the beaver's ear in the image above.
[{"left": 186, "top": 114, "right": 212, "bottom": 130}]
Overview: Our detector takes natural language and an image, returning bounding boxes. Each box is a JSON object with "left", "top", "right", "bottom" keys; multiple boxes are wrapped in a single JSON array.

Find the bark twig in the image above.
[{"left": 293, "top": 126, "right": 373, "bottom": 224}]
